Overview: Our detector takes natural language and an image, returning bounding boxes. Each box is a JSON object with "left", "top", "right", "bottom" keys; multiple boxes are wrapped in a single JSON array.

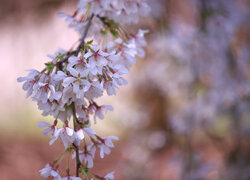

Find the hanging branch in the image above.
[
  {"left": 72, "top": 104, "right": 81, "bottom": 177},
  {"left": 58, "top": 13, "right": 95, "bottom": 70}
]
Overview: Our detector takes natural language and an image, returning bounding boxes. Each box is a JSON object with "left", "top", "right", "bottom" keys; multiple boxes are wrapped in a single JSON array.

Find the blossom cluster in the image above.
[
  {"left": 78, "top": 0, "right": 150, "bottom": 23},
  {"left": 17, "top": 0, "right": 149, "bottom": 179},
  {"left": 59, "top": 0, "right": 150, "bottom": 36}
]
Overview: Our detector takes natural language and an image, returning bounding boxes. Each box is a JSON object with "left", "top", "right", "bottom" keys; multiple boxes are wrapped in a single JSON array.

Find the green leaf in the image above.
[
  {"left": 107, "top": 18, "right": 119, "bottom": 28},
  {"left": 45, "top": 62, "right": 54, "bottom": 71},
  {"left": 110, "top": 29, "right": 118, "bottom": 37},
  {"left": 66, "top": 146, "right": 73, "bottom": 152},
  {"left": 87, "top": 40, "right": 93, "bottom": 44},
  {"left": 55, "top": 53, "right": 65, "bottom": 60},
  {"left": 83, "top": 120, "right": 89, "bottom": 127},
  {"left": 101, "top": 29, "right": 108, "bottom": 35},
  {"left": 84, "top": 44, "right": 94, "bottom": 52}
]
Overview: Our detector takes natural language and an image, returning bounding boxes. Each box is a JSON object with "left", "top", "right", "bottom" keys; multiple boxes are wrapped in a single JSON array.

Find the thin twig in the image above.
[
  {"left": 58, "top": 13, "right": 95, "bottom": 70},
  {"left": 75, "top": 13, "right": 95, "bottom": 56},
  {"left": 59, "top": 13, "right": 94, "bottom": 177},
  {"left": 58, "top": 50, "right": 77, "bottom": 70},
  {"left": 72, "top": 104, "right": 81, "bottom": 177}
]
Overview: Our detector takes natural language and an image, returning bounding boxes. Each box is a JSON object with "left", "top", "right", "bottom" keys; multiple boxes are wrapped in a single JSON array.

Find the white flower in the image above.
[
  {"left": 94, "top": 105, "right": 113, "bottom": 123},
  {"left": 75, "top": 105, "right": 89, "bottom": 120},
  {"left": 47, "top": 49, "right": 66, "bottom": 61},
  {"left": 84, "top": 45, "right": 109, "bottom": 76},
  {"left": 49, "top": 127, "right": 74, "bottom": 149},
  {"left": 68, "top": 56, "right": 82, "bottom": 67},
  {"left": 53, "top": 71, "right": 68, "bottom": 82},
  {"left": 17, "top": 69, "right": 40, "bottom": 98},
  {"left": 77, "top": 0, "right": 150, "bottom": 24},
  {"left": 73, "top": 145, "right": 96, "bottom": 168},
  {"left": 39, "top": 163, "right": 60, "bottom": 179},
  {"left": 104, "top": 171, "right": 114, "bottom": 180},
  {"left": 71, "top": 21, "right": 89, "bottom": 35},
  {"left": 88, "top": 104, "right": 113, "bottom": 123},
  {"left": 132, "top": 29, "right": 149, "bottom": 58},
  {"left": 74, "top": 129, "right": 85, "bottom": 145},
  {"left": 60, "top": 176, "right": 82, "bottom": 180},
  {"left": 74, "top": 127, "right": 96, "bottom": 146},
  {"left": 31, "top": 78, "right": 56, "bottom": 104},
  {"left": 83, "top": 127, "right": 96, "bottom": 136},
  {"left": 38, "top": 121, "right": 56, "bottom": 136},
  {"left": 84, "top": 82, "right": 104, "bottom": 101},
  {"left": 97, "top": 136, "right": 119, "bottom": 158},
  {"left": 58, "top": 13, "right": 75, "bottom": 23},
  {"left": 67, "top": 56, "right": 89, "bottom": 77},
  {"left": 49, "top": 90, "right": 62, "bottom": 102},
  {"left": 62, "top": 68, "right": 91, "bottom": 99},
  {"left": 103, "top": 81, "right": 117, "bottom": 96},
  {"left": 61, "top": 85, "right": 74, "bottom": 104},
  {"left": 107, "top": 38, "right": 137, "bottom": 68}
]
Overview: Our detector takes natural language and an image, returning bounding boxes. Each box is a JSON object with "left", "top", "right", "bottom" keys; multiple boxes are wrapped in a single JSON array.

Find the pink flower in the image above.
[
  {"left": 17, "top": 69, "right": 40, "bottom": 98},
  {"left": 88, "top": 104, "right": 113, "bottom": 123},
  {"left": 73, "top": 127, "right": 95, "bottom": 146},
  {"left": 49, "top": 127, "right": 74, "bottom": 149},
  {"left": 60, "top": 176, "right": 82, "bottom": 180},
  {"left": 38, "top": 121, "right": 56, "bottom": 136},
  {"left": 73, "top": 144, "right": 96, "bottom": 168},
  {"left": 39, "top": 163, "right": 60, "bottom": 179},
  {"left": 97, "top": 136, "right": 119, "bottom": 158},
  {"left": 104, "top": 171, "right": 114, "bottom": 180}
]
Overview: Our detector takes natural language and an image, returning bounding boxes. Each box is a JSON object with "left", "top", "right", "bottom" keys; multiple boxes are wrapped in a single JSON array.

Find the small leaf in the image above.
[
  {"left": 45, "top": 62, "right": 54, "bottom": 71},
  {"left": 87, "top": 40, "right": 93, "bottom": 44},
  {"left": 110, "top": 29, "right": 118, "bottom": 37},
  {"left": 101, "top": 29, "right": 108, "bottom": 35},
  {"left": 107, "top": 19, "right": 119, "bottom": 28},
  {"left": 84, "top": 44, "right": 94, "bottom": 52},
  {"left": 55, "top": 53, "right": 65, "bottom": 60},
  {"left": 82, "top": 120, "right": 89, "bottom": 128}
]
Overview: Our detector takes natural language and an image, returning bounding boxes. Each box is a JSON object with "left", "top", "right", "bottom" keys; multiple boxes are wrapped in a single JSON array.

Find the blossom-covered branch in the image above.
[{"left": 17, "top": 0, "right": 150, "bottom": 179}]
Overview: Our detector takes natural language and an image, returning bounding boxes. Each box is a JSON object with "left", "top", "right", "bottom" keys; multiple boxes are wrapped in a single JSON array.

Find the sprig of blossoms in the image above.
[{"left": 17, "top": 0, "right": 149, "bottom": 179}]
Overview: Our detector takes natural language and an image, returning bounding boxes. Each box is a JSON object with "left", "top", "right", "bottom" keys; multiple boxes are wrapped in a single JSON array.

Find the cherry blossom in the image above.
[
  {"left": 18, "top": 0, "right": 149, "bottom": 179},
  {"left": 96, "top": 136, "right": 119, "bottom": 158},
  {"left": 49, "top": 126, "right": 74, "bottom": 149},
  {"left": 39, "top": 163, "right": 60, "bottom": 179},
  {"left": 103, "top": 171, "right": 114, "bottom": 180},
  {"left": 73, "top": 146, "right": 96, "bottom": 168},
  {"left": 60, "top": 176, "right": 82, "bottom": 180},
  {"left": 38, "top": 121, "right": 57, "bottom": 136}
]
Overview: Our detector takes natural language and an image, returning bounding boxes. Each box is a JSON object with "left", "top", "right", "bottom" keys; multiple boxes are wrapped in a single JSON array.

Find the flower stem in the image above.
[{"left": 72, "top": 104, "right": 81, "bottom": 177}]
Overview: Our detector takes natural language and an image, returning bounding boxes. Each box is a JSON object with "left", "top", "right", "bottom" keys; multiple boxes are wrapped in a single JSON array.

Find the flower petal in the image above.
[
  {"left": 66, "top": 127, "right": 74, "bottom": 136},
  {"left": 38, "top": 121, "right": 51, "bottom": 128},
  {"left": 63, "top": 77, "right": 75, "bottom": 87}
]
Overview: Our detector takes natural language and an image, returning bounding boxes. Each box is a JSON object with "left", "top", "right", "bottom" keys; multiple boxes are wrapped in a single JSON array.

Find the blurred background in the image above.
[{"left": 1, "top": 0, "right": 250, "bottom": 179}]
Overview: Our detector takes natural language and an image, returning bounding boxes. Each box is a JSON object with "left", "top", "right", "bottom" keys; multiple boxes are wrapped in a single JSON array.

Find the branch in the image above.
[
  {"left": 75, "top": 13, "right": 95, "bottom": 56},
  {"left": 58, "top": 13, "right": 95, "bottom": 70},
  {"left": 72, "top": 104, "right": 81, "bottom": 177},
  {"left": 96, "top": 15, "right": 108, "bottom": 26},
  {"left": 60, "top": 13, "right": 95, "bottom": 176}
]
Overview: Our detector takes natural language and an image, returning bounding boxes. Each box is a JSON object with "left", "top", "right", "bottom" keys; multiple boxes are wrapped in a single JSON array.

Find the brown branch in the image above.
[
  {"left": 58, "top": 13, "right": 95, "bottom": 70},
  {"left": 96, "top": 15, "right": 108, "bottom": 26},
  {"left": 72, "top": 104, "right": 81, "bottom": 177},
  {"left": 74, "top": 13, "right": 95, "bottom": 56},
  {"left": 58, "top": 13, "right": 95, "bottom": 177}
]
